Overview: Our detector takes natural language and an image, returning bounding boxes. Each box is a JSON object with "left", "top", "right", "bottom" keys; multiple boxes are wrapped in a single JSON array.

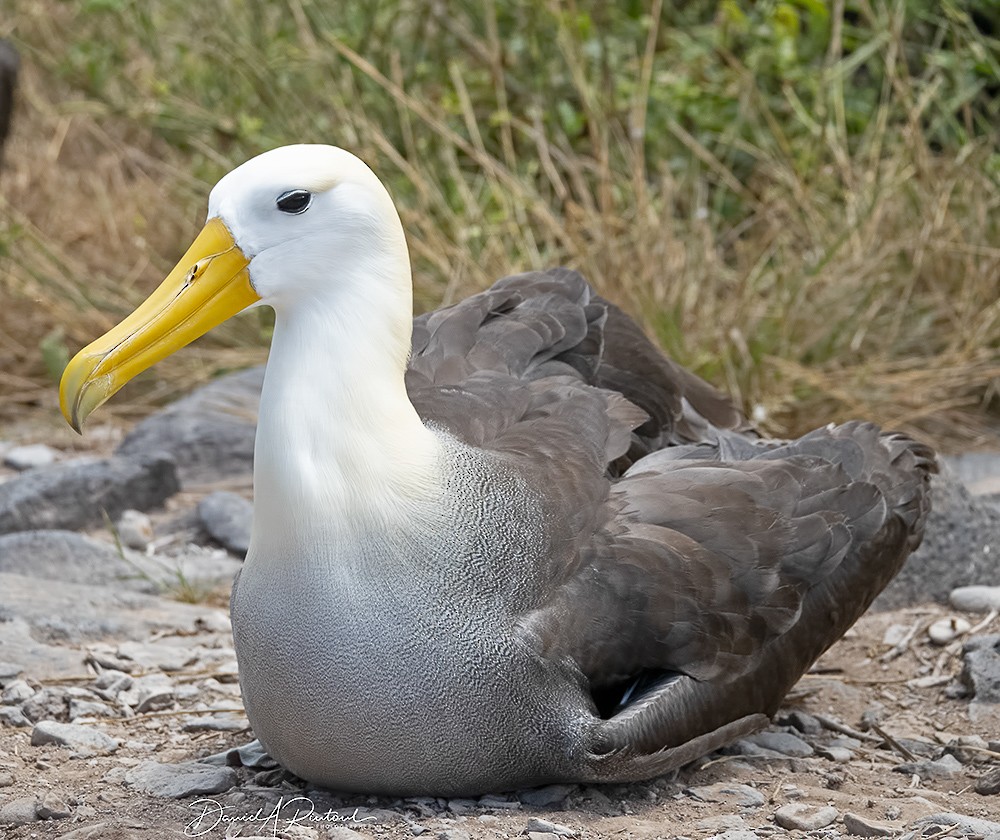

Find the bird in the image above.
[{"left": 59, "top": 144, "right": 935, "bottom": 797}]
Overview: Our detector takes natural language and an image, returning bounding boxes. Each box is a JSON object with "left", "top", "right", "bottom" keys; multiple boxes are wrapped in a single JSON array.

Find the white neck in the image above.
[{"left": 250, "top": 260, "right": 442, "bottom": 552}]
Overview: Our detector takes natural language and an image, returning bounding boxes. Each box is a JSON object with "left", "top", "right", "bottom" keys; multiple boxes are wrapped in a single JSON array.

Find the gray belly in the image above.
[{"left": 230, "top": 552, "right": 586, "bottom": 795}]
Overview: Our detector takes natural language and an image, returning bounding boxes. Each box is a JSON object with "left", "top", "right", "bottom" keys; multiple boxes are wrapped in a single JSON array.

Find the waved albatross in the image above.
[{"left": 59, "top": 144, "right": 935, "bottom": 796}]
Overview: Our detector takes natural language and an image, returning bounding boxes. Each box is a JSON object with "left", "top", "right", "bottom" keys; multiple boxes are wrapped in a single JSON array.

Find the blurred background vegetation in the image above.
[{"left": 2, "top": 0, "right": 998, "bottom": 449}]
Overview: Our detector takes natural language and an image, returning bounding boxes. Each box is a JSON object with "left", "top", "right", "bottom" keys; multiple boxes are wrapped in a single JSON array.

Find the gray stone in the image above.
[
  {"left": 121, "top": 673, "right": 175, "bottom": 712},
  {"left": 1, "top": 677, "right": 33, "bottom": 703},
  {"left": 817, "top": 746, "right": 854, "bottom": 762},
  {"left": 877, "top": 475, "right": 1000, "bottom": 609},
  {"left": 527, "top": 833, "right": 558, "bottom": 840},
  {"left": 55, "top": 823, "right": 115, "bottom": 839},
  {"left": 907, "top": 812, "right": 1000, "bottom": 838},
  {"left": 778, "top": 710, "right": 822, "bottom": 735},
  {"left": 92, "top": 670, "right": 133, "bottom": 701},
  {"left": 69, "top": 698, "right": 115, "bottom": 720},
  {"left": 30, "top": 719, "right": 119, "bottom": 754},
  {"left": 0, "top": 796, "right": 39, "bottom": 826},
  {"left": 518, "top": 784, "right": 575, "bottom": 807},
  {"left": 0, "top": 772, "right": 12, "bottom": 786},
  {"left": 36, "top": 791, "right": 71, "bottom": 820},
  {"left": 20, "top": 686, "right": 68, "bottom": 721},
  {"left": 774, "top": 803, "right": 839, "bottom": 831},
  {"left": 125, "top": 760, "right": 238, "bottom": 798},
  {"left": 116, "top": 640, "right": 197, "bottom": 672},
  {"left": 525, "top": 817, "right": 574, "bottom": 835},
  {"left": 0, "top": 572, "right": 223, "bottom": 679},
  {"left": 0, "top": 704, "right": 29, "bottom": 726},
  {"left": 198, "top": 491, "right": 253, "bottom": 554},
  {"left": 894, "top": 753, "right": 963, "bottom": 780},
  {"left": 976, "top": 765, "right": 1000, "bottom": 795},
  {"left": 686, "top": 783, "right": 765, "bottom": 808},
  {"left": 0, "top": 454, "right": 178, "bottom": 534},
  {"left": 0, "top": 530, "right": 158, "bottom": 591},
  {"left": 3, "top": 443, "right": 57, "bottom": 470},
  {"left": 478, "top": 794, "right": 520, "bottom": 809},
  {"left": 707, "top": 832, "right": 758, "bottom": 840},
  {"left": 695, "top": 815, "right": 746, "bottom": 832},
  {"left": 951, "top": 585, "right": 1000, "bottom": 613},
  {"left": 843, "top": 812, "right": 896, "bottom": 836},
  {"left": 961, "top": 634, "right": 1000, "bottom": 703},
  {"left": 116, "top": 509, "right": 153, "bottom": 550},
  {"left": 746, "top": 730, "right": 814, "bottom": 757},
  {"left": 118, "top": 367, "right": 263, "bottom": 487},
  {"left": 328, "top": 829, "right": 370, "bottom": 840},
  {"left": 437, "top": 831, "right": 472, "bottom": 840}
]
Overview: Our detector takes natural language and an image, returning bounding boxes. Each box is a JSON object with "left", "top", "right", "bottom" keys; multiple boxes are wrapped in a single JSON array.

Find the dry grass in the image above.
[{"left": 2, "top": 0, "right": 998, "bottom": 450}]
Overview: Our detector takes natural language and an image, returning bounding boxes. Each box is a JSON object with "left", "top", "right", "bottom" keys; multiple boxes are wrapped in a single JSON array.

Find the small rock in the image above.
[
  {"left": 436, "top": 831, "right": 471, "bottom": 840},
  {"left": 817, "top": 746, "right": 854, "bottom": 762},
  {"left": 125, "top": 760, "right": 237, "bottom": 798},
  {"left": 961, "top": 634, "right": 1000, "bottom": 703},
  {"left": 527, "top": 833, "right": 558, "bottom": 840},
  {"left": 0, "top": 705, "right": 29, "bottom": 726},
  {"left": 30, "top": 720, "right": 118, "bottom": 754},
  {"left": 116, "top": 509, "right": 153, "bottom": 550},
  {"left": 0, "top": 772, "right": 12, "bottom": 787},
  {"left": 695, "top": 815, "right": 746, "bottom": 832},
  {"left": 950, "top": 585, "right": 1000, "bottom": 613},
  {"left": 36, "top": 791, "right": 71, "bottom": 820},
  {"left": 944, "top": 734, "right": 990, "bottom": 764},
  {"left": 3, "top": 443, "right": 57, "bottom": 470},
  {"left": 57, "top": 823, "right": 114, "bottom": 839},
  {"left": 525, "top": 816, "right": 574, "bottom": 835},
  {"left": 894, "top": 753, "right": 963, "bottom": 780},
  {"left": 908, "top": 812, "right": 1000, "bottom": 838},
  {"left": 686, "top": 783, "right": 765, "bottom": 809},
  {"left": 20, "top": 686, "right": 68, "bottom": 721},
  {"left": 91, "top": 670, "right": 133, "bottom": 701},
  {"left": 774, "top": 803, "right": 839, "bottom": 831},
  {"left": 329, "top": 830, "right": 369, "bottom": 840},
  {"left": 0, "top": 796, "right": 39, "bottom": 826},
  {"left": 843, "top": 812, "right": 895, "bottom": 837},
  {"left": 69, "top": 699, "right": 115, "bottom": 720},
  {"left": 929, "top": 616, "right": 971, "bottom": 645},
  {"left": 134, "top": 681, "right": 175, "bottom": 714},
  {"left": 707, "top": 832, "right": 757, "bottom": 840},
  {"left": 976, "top": 765, "right": 1000, "bottom": 795},
  {"left": 778, "top": 710, "right": 822, "bottom": 735},
  {"left": 746, "top": 730, "right": 814, "bottom": 757},
  {"left": 195, "top": 612, "right": 232, "bottom": 634},
  {"left": 1, "top": 678, "right": 33, "bottom": 704},
  {"left": 519, "top": 784, "right": 575, "bottom": 807},
  {"left": 198, "top": 491, "right": 253, "bottom": 555}
]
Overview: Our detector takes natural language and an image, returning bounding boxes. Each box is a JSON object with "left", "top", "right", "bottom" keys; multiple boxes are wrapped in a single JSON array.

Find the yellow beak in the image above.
[{"left": 59, "top": 217, "right": 260, "bottom": 432}]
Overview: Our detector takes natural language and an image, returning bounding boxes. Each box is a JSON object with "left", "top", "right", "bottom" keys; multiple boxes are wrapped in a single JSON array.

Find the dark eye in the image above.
[{"left": 276, "top": 189, "right": 311, "bottom": 214}]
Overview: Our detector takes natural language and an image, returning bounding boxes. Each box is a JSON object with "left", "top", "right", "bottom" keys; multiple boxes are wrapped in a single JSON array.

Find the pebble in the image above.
[
  {"left": 3, "top": 443, "right": 57, "bottom": 470},
  {"left": 329, "top": 830, "right": 369, "bottom": 840},
  {"left": 843, "top": 812, "right": 896, "bottom": 837},
  {"left": 526, "top": 834, "right": 558, "bottom": 840},
  {"left": 893, "top": 753, "right": 962, "bottom": 780},
  {"left": 30, "top": 720, "right": 119, "bottom": 754},
  {"left": 125, "top": 760, "right": 238, "bottom": 798},
  {"left": 1, "top": 678, "right": 34, "bottom": 704},
  {"left": 0, "top": 772, "right": 12, "bottom": 787},
  {"left": 518, "top": 784, "right": 575, "bottom": 807},
  {"left": 479, "top": 794, "right": 520, "bottom": 810},
  {"left": 816, "top": 746, "right": 854, "bottom": 762},
  {"left": 976, "top": 765, "right": 1000, "bottom": 795},
  {"left": 36, "top": 791, "right": 72, "bottom": 820},
  {"left": 116, "top": 509, "right": 153, "bottom": 550},
  {"left": 707, "top": 832, "right": 758, "bottom": 840},
  {"left": 686, "top": 783, "right": 765, "bottom": 809},
  {"left": 928, "top": 616, "right": 971, "bottom": 645},
  {"left": 436, "top": 830, "right": 471, "bottom": 840},
  {"left": 0, "top": 704, "right": 30, "bottom": 726},
  {"left": 778, "top": 710, "right": 823, "bottom": 735},
  {"left": 950, "top": 585, "right": 1000, "bottom": 613},
  {"left": 525, "top": 817, "right": 574, "bottom": 835},
  {"left": 0, "top": 796, "right": 39, "bottom": 826},
  {"left": 774, "top": 803, "right": 839, "bottom": 831},
  {"left": 746, "top": 730, "right": 814, "bottom": 757},
  {"left": 198, "top": 490, "right": 253, "bottom": 554}
]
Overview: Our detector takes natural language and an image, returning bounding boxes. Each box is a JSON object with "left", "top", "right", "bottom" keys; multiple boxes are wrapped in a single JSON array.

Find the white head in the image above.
[{"left": 60, "top": 144, "right": 415, "bottom": 430}]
